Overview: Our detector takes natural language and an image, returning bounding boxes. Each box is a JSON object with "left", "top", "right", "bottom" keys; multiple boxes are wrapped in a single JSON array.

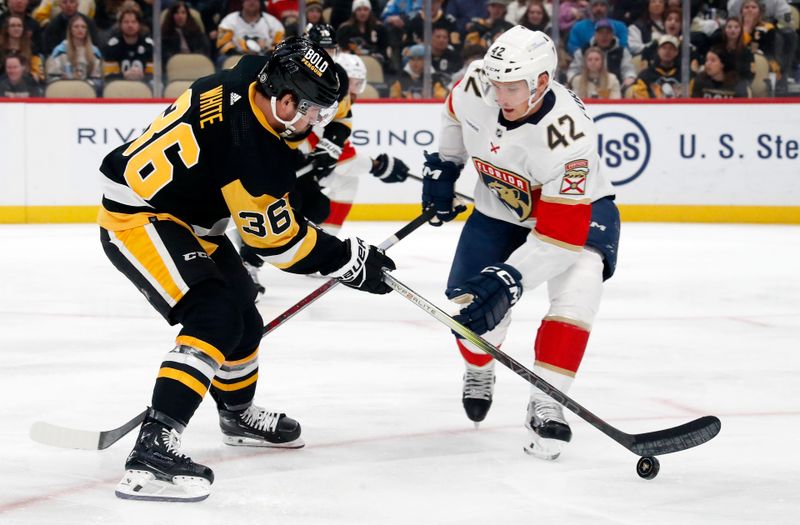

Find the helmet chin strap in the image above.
[
  {"left": 270, "top": 96, "right": 304, "bottom": 137},
  {"left": 525, "top": 78, "right": 550, "bottom": 114}
]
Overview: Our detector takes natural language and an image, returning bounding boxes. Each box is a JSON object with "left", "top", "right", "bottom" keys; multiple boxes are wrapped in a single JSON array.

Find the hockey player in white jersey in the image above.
[{"left": 421, "top": 26, "right": 620, "bottom": 459}]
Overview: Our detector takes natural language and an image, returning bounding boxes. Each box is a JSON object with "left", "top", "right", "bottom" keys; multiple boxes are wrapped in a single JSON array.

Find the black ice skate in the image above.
[
  {"left": 219, "top": 404, "right": 304, "bottom": 448},
  {"left": 462, "top": 362, "right": 495, "bottom": 427},
  {"left": 523, "top": 395, "right": 572, "bottom": 460},
  {"left": 115, "top": 408, "right": 213, "bottom": 502}
]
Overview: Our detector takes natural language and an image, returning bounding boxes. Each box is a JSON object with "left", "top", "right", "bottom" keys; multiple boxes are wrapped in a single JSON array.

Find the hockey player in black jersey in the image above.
[
  {"left": 98, "top": 36, "right": 396, "bottom": 502},
  {"left": 239, "top": 23, "right": 410, "bottom": 298}
]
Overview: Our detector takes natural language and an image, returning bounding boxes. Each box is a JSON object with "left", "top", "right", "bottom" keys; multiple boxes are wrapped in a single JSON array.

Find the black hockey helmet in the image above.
[
  {"left": 257, "top": 36, "right": 340, "bottom": 128},
  {"left": 305, "top": 23, "right": 337, "bottom": 50}
]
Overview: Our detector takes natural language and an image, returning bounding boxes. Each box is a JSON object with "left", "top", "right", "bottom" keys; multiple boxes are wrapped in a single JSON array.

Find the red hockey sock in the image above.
[
  {"left": 322, "top": 201, "right": 353, "bottom": 229},
  {"left": 534, "top": 319, "right": 590, "bottom": 375},
  {"left": 456, "top": 338, "right": 494, "bottom": 367}
]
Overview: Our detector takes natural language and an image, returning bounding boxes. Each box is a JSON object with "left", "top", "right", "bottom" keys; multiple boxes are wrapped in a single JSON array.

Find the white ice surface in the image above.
[{"left": 0, "top": 221, "right": 798, "bottom": 524}]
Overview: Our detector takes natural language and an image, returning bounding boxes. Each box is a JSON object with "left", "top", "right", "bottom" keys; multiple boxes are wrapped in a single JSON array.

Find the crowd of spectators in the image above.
[{"left": 0, "top": 0, "right": 798, "bottom": 99}]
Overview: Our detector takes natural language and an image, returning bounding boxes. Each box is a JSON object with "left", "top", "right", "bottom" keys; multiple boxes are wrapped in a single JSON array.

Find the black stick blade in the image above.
[{"left": 629, "top": 416, "right": 721, "bottom": 456}]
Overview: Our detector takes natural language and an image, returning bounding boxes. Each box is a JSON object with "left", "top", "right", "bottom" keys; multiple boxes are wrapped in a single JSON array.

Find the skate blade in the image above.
[
  {"left": 115, "top": 470, "right": 211, "bottom": 502},
  {"left": 523, "top": 433, "right": 565, "bottom": 461},
  {"left": 222, "top": 435, "right": 305, "bottom": 448}
]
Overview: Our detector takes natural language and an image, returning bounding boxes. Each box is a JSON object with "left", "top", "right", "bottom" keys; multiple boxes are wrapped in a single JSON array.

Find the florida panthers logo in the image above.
[{"left": 473, "top": 158, "right": 535, "bottom": 221}]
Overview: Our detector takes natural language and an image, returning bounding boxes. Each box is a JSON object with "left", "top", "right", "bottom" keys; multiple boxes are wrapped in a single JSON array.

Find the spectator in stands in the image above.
[
  {"left": 0, "top": 0, "right": 40, "bottom": 47},
  {"left": 692, "top": 47, "right": 750, "bottom": 97},
  {"left": 569, "top": 45, "right": 622, "bottom": 98},
  {"left": 0, "top": 52, "right": 41, "bottom": 96},
  {"left": 389, "top": 43, "right": 448, "bottom": 98},
  {"left": 558, "top": 0, "right": 589, "bottom": 39},
  {"left": 216, "top": 0, "right": 284, "bottom": 63},
  {"left": 381, "top": 0, "right": 422, "bottom": 72},
  {"left": 33, "top": 0, "right": 94, "bottom": 27},
  {"left": 518, "top": 1, "right": 552, "bottom": 33},
  {"left": 406, "top": 0, "right": 460, "bottom": 48},
  {"left": 567, "top": 0, "right": 628, "bottom": 55},
  {"left": 505, "top": 0, "right": 527, "bottom": 25},
  {"left": 728, "top": 0, "right": 793, "bottom": 25},
  {"left": 446, "top": 0, "right": 488, "bottom": 34},
  {"left": 46, "top": 14, "right": 102, "bottom": 91},
  {"left": 326, "top": 0, "right": 381, "bottom": 30},
  {"left": 337, "top": 0, "right": 389, "bottom": 67},
  {"left": 630, "top": 34, "right": 687, "bottom": 98},
  {"left": 568, "top": 19, "right": 636, "bottom": 87},
  {"left": 305, "top": 0, "right": 325, "bottom": 25},
  {"left": 42, "top": 0, "right": 99, "bottom": 55},
  {"left": 612, "top": 0, "right": 645, "bottom": 26},
  {"left": 739, "top": 0, "right": 780, "bottom": 75},
  {"left": 628, "top": 0, "right": 665, "bottom": 56},
  {"left": 0, "top": 14, "right": 43, "bottom": 82},
  {"left": 265, "top": 0, "right": 298, "bottom": 24},
  {"left": 641, "top": 6, "right": 699, "bottom": 67},
  {"left": 94, "top": 0, "right": 126, "bottom": 43},
  {"left": 102, "top": 1, "right": 152, "bottom": 84},
  {"left": 465, "top": 0, "right": 514, "bottom": 47},
  {"left": 730, "top": 0, "right": 796, "bottom": 85},
  {"left": 266, "top": 0, "right": 300, "bottom": 36},
  {"left": 161, "top": 1, "right": 211, "bottom": 68},
  {"left": 429, "top": 25, "right": 462, "bottom": 83},
  {"left": 447, "top": 41, "right": 486, "bottom": 88},
  {"left": 711, "top": 16, "right": 755, "bottom": 81}
]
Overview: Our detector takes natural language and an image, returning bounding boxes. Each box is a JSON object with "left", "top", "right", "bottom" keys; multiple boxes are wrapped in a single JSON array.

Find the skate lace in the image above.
[
  {"left": 463, "top": 366, "right": 494, "bottom": 400},
  {"left": 531, "top": 400, "right": 567, "bottom": 425},
  {"left": 241, "top": 405, "right": 280, "bottom": 433},
  {"left": 161, "top": 428, "right": 188, "bottom": 459}
]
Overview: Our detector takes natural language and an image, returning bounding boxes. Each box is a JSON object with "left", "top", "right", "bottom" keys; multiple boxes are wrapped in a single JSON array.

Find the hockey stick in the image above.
[
  {"left": 29, "top": 210, "right": 437, "bottom": 451},
  {"left": 29, "top": 410, "right": 147, "bottom": 450},
  {"left": 382, "top": 272, "right": 721, "bottom": 457},
  {"left": 261, "top": 206, "right": 437, "bottom": 336},
  {"left": 406, "top": 173, "right": 475, "bottom": 204}
]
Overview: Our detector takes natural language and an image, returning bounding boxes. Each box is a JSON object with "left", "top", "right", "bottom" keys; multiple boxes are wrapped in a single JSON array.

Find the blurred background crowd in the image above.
[{"left": 1, "top": 0, "right": 798, "bottom": 99}]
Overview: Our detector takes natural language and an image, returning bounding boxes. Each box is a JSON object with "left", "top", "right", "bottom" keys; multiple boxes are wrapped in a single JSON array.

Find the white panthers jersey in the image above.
[
  {"left": 440, "top": 60, "right": 614, "bottom": 229},
  {"left": 439, "top": 60, "right": 616, "bottom": 290}
]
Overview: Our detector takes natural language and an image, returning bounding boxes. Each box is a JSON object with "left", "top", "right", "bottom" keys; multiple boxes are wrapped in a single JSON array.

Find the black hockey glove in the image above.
[
  {"left": 307, "top": 138, "right": 342, "bottom": 180},
  {"left": 421, "top": 151, "right": 466, "bottom": 226},
  {"left": 326, "top": 237, "right": 396, "bottom": 294},
  {"left": 370, "top": 153, "right": 409, "bottom": 183},
  {"left": 446, "top": 264, "right": 523, "bottom": 335}
]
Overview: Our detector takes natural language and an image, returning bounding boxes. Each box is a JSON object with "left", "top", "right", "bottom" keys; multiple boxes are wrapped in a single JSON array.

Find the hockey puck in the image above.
[{"left": 636, "top": 456, "right": 660, "bottom": 480}]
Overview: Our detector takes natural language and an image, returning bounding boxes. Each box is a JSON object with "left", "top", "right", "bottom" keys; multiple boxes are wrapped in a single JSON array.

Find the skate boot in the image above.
[
  {"left": 115, "top": 408, "right": 213, "bottom": 502},
  {"left": 219, "top": 404, "right": 304, "bottom": 448},
  {"left": 462, "top": 361, "right": 495, "bottom": 426},
  {"left": 242, "top": 260, "right": 265, "bottom": 301},
  {"left": 523, "top": 394, "right": 572, "bottom": 460}
]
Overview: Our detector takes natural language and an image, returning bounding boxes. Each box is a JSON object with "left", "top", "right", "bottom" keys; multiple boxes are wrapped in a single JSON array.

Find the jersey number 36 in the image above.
[{"left": 122, "top": 89, "right": 200, "bottom": 200}]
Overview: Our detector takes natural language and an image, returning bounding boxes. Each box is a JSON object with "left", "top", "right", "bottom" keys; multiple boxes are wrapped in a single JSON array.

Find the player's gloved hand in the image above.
[
  {"left": 326, "top": 237, "right": 396, "bottom": 294},
  {"left": 421, "top": 151, "right": 466, "bottom": 226},
  {"left": 446, "top": 264, "right": 523, "bottom": 335},
  {"left": 370, "top": 153, "right": 409, "bottom": 183},
  {"left": 307, "top": 138, "right": 342, "bottom": 180}
]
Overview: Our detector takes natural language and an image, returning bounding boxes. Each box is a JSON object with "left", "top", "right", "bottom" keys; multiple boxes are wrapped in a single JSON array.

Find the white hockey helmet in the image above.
[
  {"left": 480, "top": 26, "right": 557, "bottom": 108},
  {"left": 334, "top": 52, "right": 367, "bottom": 94}
]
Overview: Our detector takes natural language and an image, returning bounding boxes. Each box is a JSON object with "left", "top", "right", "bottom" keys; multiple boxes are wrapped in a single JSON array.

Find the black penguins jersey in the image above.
[{"left": 98, "top": 55, "right": 346, "bottom": 274}]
